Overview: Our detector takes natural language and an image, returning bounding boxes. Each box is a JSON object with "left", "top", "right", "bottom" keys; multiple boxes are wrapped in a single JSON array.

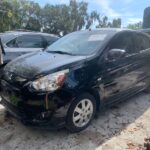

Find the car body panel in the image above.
[
  {"left": 4, "top": 51, "right": 87, "bottom": 79},
  {"left": 1, "top": 29, "right": 150, "bottom": 129},
  {"left": 140, "top": 28, "right": 150, "bottom": 35}
]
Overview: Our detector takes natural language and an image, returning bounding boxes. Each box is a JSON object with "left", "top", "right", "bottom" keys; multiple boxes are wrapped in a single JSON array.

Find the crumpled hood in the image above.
[{"left": 4, "top": 51, "right": 86, "bottom": 80}]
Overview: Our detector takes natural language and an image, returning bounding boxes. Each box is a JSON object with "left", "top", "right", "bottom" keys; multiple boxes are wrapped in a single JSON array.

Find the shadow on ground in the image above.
[{"left": 0, "top": 92, "right": 150, "bottom": 150}]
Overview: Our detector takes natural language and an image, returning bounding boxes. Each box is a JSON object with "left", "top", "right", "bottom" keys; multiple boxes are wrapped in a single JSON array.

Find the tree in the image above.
[
  {"left": 42, "top": 4, "right": 72, "bottom": 35},
  {"left": 42, "top": 0, "right": 89, "bottom": 35},
  {"left": 127, "top": 22, "right": 142, "bottom": 30},
  {"left": 69, "top": 0, "right": 88, "bottom": 31},
  {"left": 111, "top": 18, "right": 121, "bottom": 28},
  {"left": 19, "top": 0, "right": 41, "bottom": 31},
  {"left": 0, "top": 0, "right": 42, "bottom": 32},
  {"left": 0, "top": 0, "right": 14, "bottom": 32},
  {"left": 0, "top": 0, "right": 122, "bottom": 34},
  {"left": 86, "top": 11, "right": 100, "bottom": 29},
  {"left": 96, "top": 17, "right": 121, "bottom": 28}
]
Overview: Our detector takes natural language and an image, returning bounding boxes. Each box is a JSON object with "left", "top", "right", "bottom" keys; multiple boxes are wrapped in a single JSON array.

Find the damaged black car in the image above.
[{"left": 1, "top": 29, "right": 150, "bottom": 132}]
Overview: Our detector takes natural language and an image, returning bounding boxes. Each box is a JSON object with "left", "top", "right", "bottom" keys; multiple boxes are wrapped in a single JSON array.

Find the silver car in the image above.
[{"left": 0, "top": 31, "right": 59, "bottom": 64}]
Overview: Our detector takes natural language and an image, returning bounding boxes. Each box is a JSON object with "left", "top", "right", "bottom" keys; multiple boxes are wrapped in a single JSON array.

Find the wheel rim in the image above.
[{"left": 73, "top": 99, "right": 94, "bottom": 128}]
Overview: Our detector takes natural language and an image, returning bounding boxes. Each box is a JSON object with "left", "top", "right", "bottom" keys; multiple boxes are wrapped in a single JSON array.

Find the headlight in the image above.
[{"left": 31, "top": 69, "right": 69, "bottom": 92}]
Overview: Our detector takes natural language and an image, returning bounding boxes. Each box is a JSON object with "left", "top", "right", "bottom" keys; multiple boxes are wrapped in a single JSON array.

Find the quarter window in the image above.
[{"left": 7, "top": 38, "right": 17, "bottom": 47}]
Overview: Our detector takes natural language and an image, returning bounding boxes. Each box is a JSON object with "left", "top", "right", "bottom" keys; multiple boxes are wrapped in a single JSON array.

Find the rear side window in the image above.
[
  {"left": 1, "top": 34, "right": 17, "bottom": 44},
  {"left": 44, "top": 36, "right": 59, "bottom": 45},
  {"left": 133, "top": 33, "right": 150, "bottom": 51},
  {"left": 7, "top": 38, "right": 17, "bottom": 47},
  {"left": 16, "top": 35, "right": 43, "bottom": 48},
  {"left": 109, "top": 32, "right": 135, "bottom": 54},
  {"left": 7, "top": 34, "right": 44, "bottom": 48}
]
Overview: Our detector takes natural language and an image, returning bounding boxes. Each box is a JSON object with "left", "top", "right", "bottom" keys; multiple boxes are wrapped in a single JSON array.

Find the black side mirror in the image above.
[{"left": 107, "top": 49, "right": 126, "bottom": 61}]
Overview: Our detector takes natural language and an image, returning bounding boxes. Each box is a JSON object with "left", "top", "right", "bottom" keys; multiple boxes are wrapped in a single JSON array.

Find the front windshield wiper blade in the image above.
[{"left": 47, "top": 50, "right": 74, "bottom": 55}]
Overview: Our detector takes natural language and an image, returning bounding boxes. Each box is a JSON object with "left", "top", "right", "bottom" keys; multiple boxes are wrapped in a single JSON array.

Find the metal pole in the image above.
[{"left": 0, "top": 38, "right": 4, "bottom": 65}]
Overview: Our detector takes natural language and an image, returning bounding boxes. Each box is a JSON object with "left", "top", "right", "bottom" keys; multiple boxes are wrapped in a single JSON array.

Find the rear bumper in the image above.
[{"left": 0, "top": 97, "right": 66, "bottom": 129}]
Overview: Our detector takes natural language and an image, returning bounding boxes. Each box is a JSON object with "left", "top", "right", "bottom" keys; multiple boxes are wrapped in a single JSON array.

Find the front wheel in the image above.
[{"left": 66, "top": 93, "right": 96, "bottom": 133}]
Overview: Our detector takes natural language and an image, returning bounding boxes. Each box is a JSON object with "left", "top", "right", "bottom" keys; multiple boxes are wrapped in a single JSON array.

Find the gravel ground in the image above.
[{"left": 0, "top": 92, "right": 150, "bottom": 150}]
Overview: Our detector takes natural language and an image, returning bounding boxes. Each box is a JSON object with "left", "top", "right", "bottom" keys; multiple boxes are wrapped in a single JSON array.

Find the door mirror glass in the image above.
[{"left": 107, "top": 49, "right": 126, "bottom": 61}]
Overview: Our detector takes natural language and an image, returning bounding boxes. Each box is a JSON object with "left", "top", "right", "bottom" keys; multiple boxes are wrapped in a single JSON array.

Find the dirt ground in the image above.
[{"left": 0, "top": 92, "right": 150, "bottom": 150}]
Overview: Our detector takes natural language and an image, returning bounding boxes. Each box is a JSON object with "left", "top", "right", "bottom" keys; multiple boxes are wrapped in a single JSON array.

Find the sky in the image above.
[{"left": 34, "top": 0, "right": 150, "bottom": 28}]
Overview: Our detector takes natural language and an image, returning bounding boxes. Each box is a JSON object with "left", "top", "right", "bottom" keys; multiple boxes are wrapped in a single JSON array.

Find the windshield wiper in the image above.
[{"left": 47, "top": 50, "right": 74, "bottom": 55}]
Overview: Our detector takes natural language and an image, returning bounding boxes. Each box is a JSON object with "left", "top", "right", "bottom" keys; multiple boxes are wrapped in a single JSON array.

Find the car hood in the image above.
[{"left": 4, "top": 51, "right": 87, "bottom": 80}]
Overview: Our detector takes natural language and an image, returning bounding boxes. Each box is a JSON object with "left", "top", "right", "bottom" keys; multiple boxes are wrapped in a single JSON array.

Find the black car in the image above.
[
  {"left": 0, "top": 31, "right": 59, "bottom": 65},
  {"left": 1, "top": 29, "right": 150, "bottom": 132}
]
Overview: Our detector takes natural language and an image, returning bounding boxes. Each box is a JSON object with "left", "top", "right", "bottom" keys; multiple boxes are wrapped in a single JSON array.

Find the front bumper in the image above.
[
  {"left": 0, "top": 77, "right": 75, "bottom": 129},
  {"left": 0, "top": 96, "right": 66, "bottom": 129}
]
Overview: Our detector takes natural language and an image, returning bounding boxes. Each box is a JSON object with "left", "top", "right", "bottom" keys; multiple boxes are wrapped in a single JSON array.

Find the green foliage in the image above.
[
  {"left": 127, "top": 22, "right": 142, "bottom": 30},
  {"left": 0, "top": 0, "right": 122, "bottom": 35},
  {"left": 96, "top": 17, "right": 121, "bottom": 28},
  {"left": 0, "top": 0, "right": 41, "bottom": 32}
]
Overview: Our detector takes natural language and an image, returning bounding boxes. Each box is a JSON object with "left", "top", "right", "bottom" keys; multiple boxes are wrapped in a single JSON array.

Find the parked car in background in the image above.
[
  {"left": 1, "top": 29, "right": 150, "bottom": 132},
  {"left": 140, "top": 28, "right": 150, "bottom": 35},
  {"left": 0, "top": 31, "right": 59, "bottom": 65}
]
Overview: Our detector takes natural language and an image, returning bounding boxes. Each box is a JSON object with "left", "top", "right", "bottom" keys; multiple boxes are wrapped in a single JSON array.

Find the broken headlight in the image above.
[{"left": 31, "top": 69, "right": 69, "bottom": 92}]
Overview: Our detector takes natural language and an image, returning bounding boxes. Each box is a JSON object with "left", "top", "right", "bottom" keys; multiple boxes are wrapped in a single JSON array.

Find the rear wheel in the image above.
[{"left": 66, "top": 93, "right": 96, "bottom": 133}]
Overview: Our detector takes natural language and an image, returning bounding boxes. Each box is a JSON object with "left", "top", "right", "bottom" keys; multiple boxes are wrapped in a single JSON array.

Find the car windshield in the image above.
[{"left": 46, "top": 31, "right": 108, "bottom": 55}]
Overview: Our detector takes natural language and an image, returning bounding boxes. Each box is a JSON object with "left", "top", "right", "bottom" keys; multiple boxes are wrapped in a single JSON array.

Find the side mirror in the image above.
[{"left": 107, "top": 49, "right": 126, "bottom": 61}]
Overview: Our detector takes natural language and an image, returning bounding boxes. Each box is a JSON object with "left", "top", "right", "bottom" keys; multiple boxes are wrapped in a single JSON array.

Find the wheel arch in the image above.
[{"left": 85, "top": 88, "right": 101, "bottom": 111}]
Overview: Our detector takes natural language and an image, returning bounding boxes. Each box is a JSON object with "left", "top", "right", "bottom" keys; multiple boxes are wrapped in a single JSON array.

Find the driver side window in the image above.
[{"left": 109, "top": 32, "right": 135, "bottom": 54}]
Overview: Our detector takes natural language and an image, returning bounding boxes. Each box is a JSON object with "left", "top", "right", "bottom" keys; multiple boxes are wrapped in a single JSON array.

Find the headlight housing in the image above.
[{"left": 30, "top": 69, "right": 69, "bottom": 92}]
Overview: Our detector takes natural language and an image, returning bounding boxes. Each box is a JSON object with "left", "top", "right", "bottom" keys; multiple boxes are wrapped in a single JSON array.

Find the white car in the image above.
[{"left": 0, "top": 31, "right": 59, "bottom": 64}]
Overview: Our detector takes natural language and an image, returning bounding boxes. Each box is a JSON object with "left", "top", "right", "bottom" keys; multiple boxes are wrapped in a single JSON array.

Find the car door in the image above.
[
  {"left": 98, "top": 31, "right": 148, "bottom": 103},
  {"left": 132, "top": 32, "right": 150, "bottom": 88},
  {"left": 4, "top": 34, "right": 44, "bottom": 62}
]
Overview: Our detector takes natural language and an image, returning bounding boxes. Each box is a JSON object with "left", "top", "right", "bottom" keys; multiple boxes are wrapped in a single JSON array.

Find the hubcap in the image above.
[{"left": 73, "top": 99, "right": 93, "bottom": 127}]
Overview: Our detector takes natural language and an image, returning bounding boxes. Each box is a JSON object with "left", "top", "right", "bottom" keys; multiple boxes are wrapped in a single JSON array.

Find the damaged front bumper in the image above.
[
  {"left": 0, "top": 80, "right": 71, "bottom": 129},
  {"left": 0, "top": 97, "right": 66, "bottom": 129}
]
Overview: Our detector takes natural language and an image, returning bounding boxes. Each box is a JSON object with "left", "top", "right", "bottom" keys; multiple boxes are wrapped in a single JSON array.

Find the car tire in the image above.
[{"left": 66, "top": 93, "right": 96, "bottom": 133}]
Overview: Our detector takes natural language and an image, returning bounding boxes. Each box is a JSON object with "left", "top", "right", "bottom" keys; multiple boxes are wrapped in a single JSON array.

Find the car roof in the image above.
[
  {"left": 0, "top": 31, "right": 59, "bottom": 44},
  {"left": 4, "top": 31, "right": 58, "bottom": 37},
  {"left": 79, "top": 28, "right": 132, "bottom": 32},
  {"left": 73, "top": 28, "right": 133, "bottom": 35}
]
